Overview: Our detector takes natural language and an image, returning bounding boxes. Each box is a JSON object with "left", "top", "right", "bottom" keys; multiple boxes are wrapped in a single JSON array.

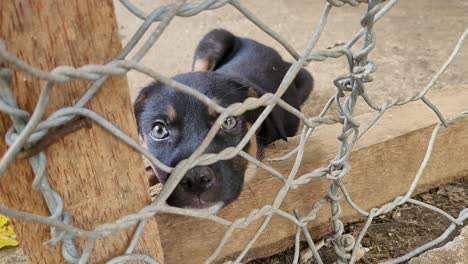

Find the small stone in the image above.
[
  {"left": 392, "top": 209, "right": 402, "bottom": 219},
  {"left": 409, "top": 226, "right": 467, "bottom": 264}
]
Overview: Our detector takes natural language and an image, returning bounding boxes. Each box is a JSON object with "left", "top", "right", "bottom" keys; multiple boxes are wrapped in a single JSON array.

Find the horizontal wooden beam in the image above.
[{"left": 157, "top": 86, "right": 468, "bottom": 263}]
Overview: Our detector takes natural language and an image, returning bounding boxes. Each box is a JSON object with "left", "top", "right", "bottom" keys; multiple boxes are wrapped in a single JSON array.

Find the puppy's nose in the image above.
[{"left": 180, "top": 166, "right": 215, "bottom": 194}]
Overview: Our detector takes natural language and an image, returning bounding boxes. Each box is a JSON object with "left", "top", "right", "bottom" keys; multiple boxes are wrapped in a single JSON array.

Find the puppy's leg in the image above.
[{"left": 192, "top": 29, "right": 239, "bottom": 72}]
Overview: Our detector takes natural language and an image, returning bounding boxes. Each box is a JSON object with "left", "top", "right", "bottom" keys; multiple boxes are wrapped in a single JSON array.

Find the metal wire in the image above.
[{"left": 0, "top": 0, "right": 466, "bottom": 263}]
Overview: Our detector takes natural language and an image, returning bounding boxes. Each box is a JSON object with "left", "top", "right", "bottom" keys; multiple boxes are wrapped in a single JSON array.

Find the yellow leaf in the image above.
[
  {"left": 0, "top": 214, "right": 19, "bottom": 248},
  {"left": 0, "top": 215, "right": 8, "bottom": 226}
]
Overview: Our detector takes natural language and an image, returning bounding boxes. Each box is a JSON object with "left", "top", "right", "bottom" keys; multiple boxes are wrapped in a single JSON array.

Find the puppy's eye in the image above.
[
  {"left": 150, "top": 121, "right": 169, "bottom": 140},
  {"left": 221, "top": 116, "right": 237, "bottom": 130}
]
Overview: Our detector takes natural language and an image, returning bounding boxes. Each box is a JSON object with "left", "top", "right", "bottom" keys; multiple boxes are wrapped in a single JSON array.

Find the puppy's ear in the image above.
[
  {"left": 259, "top": 106, "right": 288, "bottom": 144},
  {"left": 192, "top": 29, "right": 239, "bottom": 72},
  {"left": 245, "top": 87, "right": 288, "bottom": 145},
  {"left": 294, "top": 68, "right": 314, "bottom": 106},
  {"left": 133, "top": 85, "right": 155, "bottom": 135}
]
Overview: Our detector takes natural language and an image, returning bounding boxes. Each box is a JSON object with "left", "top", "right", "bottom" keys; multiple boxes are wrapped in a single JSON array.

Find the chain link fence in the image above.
[{"left": 0, "top": 0, "right": 467, "bottom": 263}]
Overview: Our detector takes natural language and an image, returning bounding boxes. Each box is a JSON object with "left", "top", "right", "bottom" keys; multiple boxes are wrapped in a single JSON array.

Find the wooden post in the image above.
[
  {"left": 157, "top": 86, "right": 468, "bottom": 263},
  {"left": 0, "top": 1, "right": 164, "bottom": 263}
]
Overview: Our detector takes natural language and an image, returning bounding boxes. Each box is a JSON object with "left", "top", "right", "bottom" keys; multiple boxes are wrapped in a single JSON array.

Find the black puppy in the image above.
[{"left": 134, "top": 29, "right": 313, "bottom": 212}]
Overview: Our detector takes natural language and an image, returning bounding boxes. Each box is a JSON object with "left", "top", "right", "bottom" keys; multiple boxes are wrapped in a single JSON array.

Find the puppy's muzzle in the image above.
[{"left": 180, "top": 166, "right": 215, "bottom": 194}]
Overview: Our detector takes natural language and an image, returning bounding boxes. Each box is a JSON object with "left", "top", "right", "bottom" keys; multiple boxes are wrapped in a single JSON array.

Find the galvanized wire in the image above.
[{"left": 0, "top": 0, "right": 467, "bottom": 263}]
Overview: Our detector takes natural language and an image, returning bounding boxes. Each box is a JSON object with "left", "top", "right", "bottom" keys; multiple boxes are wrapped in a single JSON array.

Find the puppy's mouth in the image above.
[{"left": 183, "top": 198, "right": 225, "bottom": 214}]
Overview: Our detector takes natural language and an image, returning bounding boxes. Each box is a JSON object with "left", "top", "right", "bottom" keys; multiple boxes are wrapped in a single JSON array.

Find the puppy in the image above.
[{"left": 134, "top": 29, "right": 313, "bottom": 211}]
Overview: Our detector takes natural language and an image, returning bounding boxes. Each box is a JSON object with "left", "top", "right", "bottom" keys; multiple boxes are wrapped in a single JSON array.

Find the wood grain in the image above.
[
  {"left": 0, "top": 1, "right": 164, "bottom": 263},
  {"left": 157, "top": 86, "right": 468, "bottom": 263}
]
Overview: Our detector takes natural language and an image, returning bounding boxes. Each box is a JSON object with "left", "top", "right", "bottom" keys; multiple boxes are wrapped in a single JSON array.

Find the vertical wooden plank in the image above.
[{"left": 0, "top": 0, "right": 164, "bottom": 263}]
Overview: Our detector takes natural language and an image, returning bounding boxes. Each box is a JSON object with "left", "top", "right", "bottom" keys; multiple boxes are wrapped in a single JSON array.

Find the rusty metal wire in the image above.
[{"left": 0, "top": 0, "right": 467, "bottom": 263}]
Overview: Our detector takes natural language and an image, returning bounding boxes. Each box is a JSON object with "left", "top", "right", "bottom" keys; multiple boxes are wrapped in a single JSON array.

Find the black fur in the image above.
[{"left": 134, "top": 29, "right": 313, "bottom": 210}]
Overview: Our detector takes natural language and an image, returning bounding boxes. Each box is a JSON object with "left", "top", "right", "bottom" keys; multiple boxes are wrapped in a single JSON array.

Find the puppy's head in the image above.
[{"left": 134, "top": 72, "right": 267, "bottom": 211}]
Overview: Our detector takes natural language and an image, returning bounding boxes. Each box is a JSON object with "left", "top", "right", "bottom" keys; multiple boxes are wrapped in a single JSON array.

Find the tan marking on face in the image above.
[
  {"left": 142, "top": 149, "right": 160, "bottom": 188},
  {"left": 166, "top": 104, "right": 177, "bottom": 122},
  {"left": 193, "top": 58, "right": 210, "bottom": 72},
  {"left": 146, "top": 165, "right": 160, "bottom": 186},
  {"left": 244, "top": 122, "right": 258, "bottom": 183},
  {"left": 247, "top": 87, "right": 259, "bottom": 98}
]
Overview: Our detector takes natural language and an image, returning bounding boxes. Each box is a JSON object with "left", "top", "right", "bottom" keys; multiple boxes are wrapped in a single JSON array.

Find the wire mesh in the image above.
[{"left": 0, "top": 0, "right": 467, "bottom": 263}]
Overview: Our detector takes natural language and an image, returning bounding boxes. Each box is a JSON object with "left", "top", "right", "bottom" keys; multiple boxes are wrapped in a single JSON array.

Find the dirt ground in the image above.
[
  {"left": 1, "top": 0, "right": 467, "bottom": 263},
  {"left": 250, "top": 177, "right": 468, "bottom": 264}
]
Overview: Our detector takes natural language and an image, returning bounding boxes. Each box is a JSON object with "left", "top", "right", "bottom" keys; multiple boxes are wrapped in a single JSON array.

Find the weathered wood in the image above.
[
  {"left": 157, "top": 86, "right": 468, "bottom": 263},
  {"left": 0, "top": 1, "right": 164, "bottom": 263}
]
